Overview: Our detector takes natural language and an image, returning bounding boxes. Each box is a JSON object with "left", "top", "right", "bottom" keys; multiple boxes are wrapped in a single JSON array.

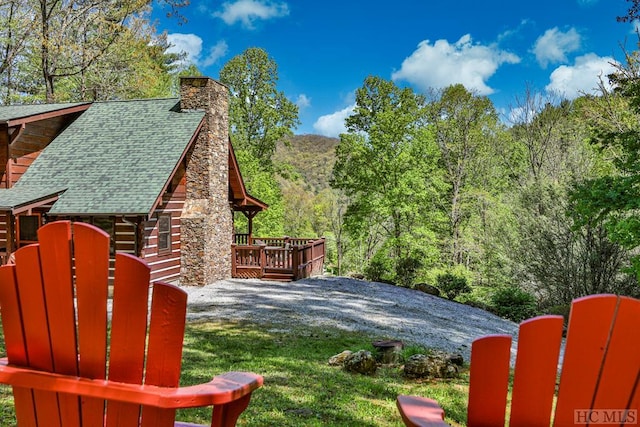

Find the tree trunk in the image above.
[{"left": 40, "top": 0, "right": 55, "bottom": 102}]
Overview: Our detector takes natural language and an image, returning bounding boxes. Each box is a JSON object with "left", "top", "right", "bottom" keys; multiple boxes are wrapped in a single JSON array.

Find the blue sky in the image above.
[{"left": 152, "top": 0, "right": 636, "bottom": 137}]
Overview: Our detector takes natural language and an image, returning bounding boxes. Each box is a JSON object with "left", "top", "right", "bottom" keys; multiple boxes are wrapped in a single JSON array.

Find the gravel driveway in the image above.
[{"left": 183, "top": 276, "right": 519, "bottom": 362}]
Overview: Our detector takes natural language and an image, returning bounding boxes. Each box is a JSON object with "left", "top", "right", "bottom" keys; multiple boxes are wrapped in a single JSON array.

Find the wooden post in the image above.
[
  {"left": 136, "top": 217, "right": 145, "bottom": 258},
  {"left": 292, "top": 246, "right": 299, "bottom": 280},
  {"left": 231, "top": 244, "right": 237, "bottom": 277},
  {"left": 259, "top": 245, "right": 266, "bottom": 279},
  {"left": 6, "top": 213, "right": 14, "bottom": 255}
]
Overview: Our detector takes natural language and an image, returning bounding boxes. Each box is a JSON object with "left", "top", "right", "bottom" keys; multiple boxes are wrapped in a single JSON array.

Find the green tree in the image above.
[
  {"left": 503, "top": 84, "right": 640, "bottom": 303},
  {"left": 219, "top": 47, "right": 300, "bottom": 164},
  {"left": 509, "top": 87, "right": 572, "bottom": 184},
  {"left": 520, "top": 182, "right": 637, "bottom": 305},
  {"left": 220, "top": 48, "right": 299, "bottom": 236},
  {"left": 0, "top": 0, "right": 187, "bottom": 103},
  {"left": 332, "top": 76, "right": 446, "bottom": 282},
  {"left": 428, "top": 84, "right": 504, "bottom": 268},
  {"left": 312, "top": 188, "right": 348, "bottom": 275},
  {"left": 280, "top": 178, "right": 315, "bottom": 237},
  {"left": 571, "top": 49, "right": 640, "bottom": 284},
  {"left": 233, "top": 149, "right": 285, "bottom": 237},
  {"left": 0, "top": 0, "right": 36, "bottom": 103},
  {"left": 60, "top": 14, "right": 181, "bottom": 101}
]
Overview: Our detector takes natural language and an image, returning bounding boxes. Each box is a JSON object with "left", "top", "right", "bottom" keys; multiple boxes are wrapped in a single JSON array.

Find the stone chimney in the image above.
[{"left": 179, "top": 77, "right": 232, "bottom": 286}]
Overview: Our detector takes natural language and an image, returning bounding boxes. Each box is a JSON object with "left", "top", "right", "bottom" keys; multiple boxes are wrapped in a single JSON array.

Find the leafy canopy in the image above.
[{"left": 220, "top": 47, "right": 299, "bottom": 164}]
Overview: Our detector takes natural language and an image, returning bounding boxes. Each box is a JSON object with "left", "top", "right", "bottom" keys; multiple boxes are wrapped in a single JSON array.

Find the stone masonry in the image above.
[{"left": 179, "top": 77, "right": 233, "bottom": 285}]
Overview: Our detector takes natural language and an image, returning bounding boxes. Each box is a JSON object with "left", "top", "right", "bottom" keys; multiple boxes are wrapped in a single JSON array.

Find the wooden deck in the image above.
[{"left": 232, "top": 235, "right": 326, "bottom": 281}]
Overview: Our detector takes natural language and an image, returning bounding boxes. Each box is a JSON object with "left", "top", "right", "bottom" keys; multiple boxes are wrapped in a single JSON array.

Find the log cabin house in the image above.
[{"left": 0, "top": 77, "right": 269, "bottom": 286}]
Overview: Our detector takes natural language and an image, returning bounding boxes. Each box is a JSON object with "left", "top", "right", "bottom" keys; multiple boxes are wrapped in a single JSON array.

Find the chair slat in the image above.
[
  {"left": 0, "top": 266, "right": 27, "bottom": 367},
  {"left": 509, "top": 315, "right": 564, "bottom": 426},
  {"left": 12, "top": 388, "right": 37, "bottom": 427},
  {"left": 73, "top": 222, "right": 111, "bottom": 426},
  {"left": 107, "top": 253, "right": 151, "bottom": 427},
  {"left": 553, "top": 294, "right": 619, "bottom": 426},
  {"left": 38, "top": 222, "right": 78, "bottom": 376},
  {"left": 0, "top": 265, "right": 36, "bottom": 426},
  {"left": 628, "top": 373, "right": 639, "bottom": 419},
  {"left": 14, "top": 245, "right": 62, "bottom": 426},
  {"left": 141, "top": 282, "right": 188, "bottom": 427},
  {"left": 592, "top": 296, "right": 640, "bottom": 414},
  {"left": 38, "top": 222, "right": 81, "bottom": 427},
  {"left": 467, "top": 334, "right": 511, "bottom": 427},
  {"left": 14, "top": 246, "right": 53, "bottom": 372}
]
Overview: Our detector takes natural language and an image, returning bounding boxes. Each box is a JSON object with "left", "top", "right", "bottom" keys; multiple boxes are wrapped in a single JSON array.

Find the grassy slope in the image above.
[{"left": 0, "top": 320, "right": 469, "bottom": 426}]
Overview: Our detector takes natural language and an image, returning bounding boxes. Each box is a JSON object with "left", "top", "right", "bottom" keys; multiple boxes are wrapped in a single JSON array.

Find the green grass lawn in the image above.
[{"left": 0, "top": 320, "right": 470, "bottom": 426}]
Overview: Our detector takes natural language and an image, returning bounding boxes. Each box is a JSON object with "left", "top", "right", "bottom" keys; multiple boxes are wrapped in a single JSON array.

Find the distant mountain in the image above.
[{"left": 274, "top": 134, "right": 339, "bottom": 194}]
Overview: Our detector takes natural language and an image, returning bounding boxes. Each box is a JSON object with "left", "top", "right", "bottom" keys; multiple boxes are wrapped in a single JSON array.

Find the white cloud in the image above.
[
  {"left": 313, "top": 104, "right": 355, "bottom": 138},
  {"left": 391, "top": 34, "right": 520, "bottom": 95},
  {"left": 166, "top": 34, "right": 227, "bottom": 68},
  {"left": 166, "top": 33, "right": 203, "bottom": 66},
  {"left": 201, "top": 41, "right": 229, "bottom": 67},
  {"left": 497, "top": 19, "right": 532, "bottom": 43},
  {"left": 545, "top": 53, "right": 617, "bottom": 99},
  {"left": 533, "top": 27, "right": 582, "bottom": 68},
  {"left": 214, "top": 0, "right": 289, "bottom": 29},
  {"left": 295, "top": 94, "right": 311, "bottom": 109}
]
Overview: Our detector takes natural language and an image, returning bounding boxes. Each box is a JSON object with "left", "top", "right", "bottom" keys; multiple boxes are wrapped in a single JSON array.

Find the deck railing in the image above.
[{"left": 231, "top": 236, "right": 325, "bottom": 281}]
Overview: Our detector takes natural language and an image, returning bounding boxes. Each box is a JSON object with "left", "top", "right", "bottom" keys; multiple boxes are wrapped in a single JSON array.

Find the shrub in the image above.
[
  {"left": 490, "top": 287, "right": 538, "bottom": 322},
  {"left": 437, "top": 273, "right": 471, "bottom": 300},
  {"left": 544, "top": 304, "right": 571, "bottom": 323},
  {"left": 365, "top": 251, "right": 394, "bottom": 283},
  {"left": 456, "top": 286, "right": 494, "bottom": 311},
  {"left": 395, "top": 256, "right": 423, "bottom": 287}
]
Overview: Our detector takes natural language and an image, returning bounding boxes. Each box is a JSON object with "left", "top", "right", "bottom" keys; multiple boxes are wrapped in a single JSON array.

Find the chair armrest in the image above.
[
  {"left": 0, "top": 358, "right": 263, "bottom": 409},
  {"left": 396, "top": 395, "right": 449, "bottom": 427}
]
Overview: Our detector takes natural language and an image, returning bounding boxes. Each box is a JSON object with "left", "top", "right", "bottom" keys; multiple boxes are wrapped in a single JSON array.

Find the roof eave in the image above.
[
  {"left": 228, "top": 139, "right": 268, "bottom": 211},
  {"left": 3, "top": 103, "right": 91, "bottom": 127},
  {"left": 47, "top": 211, "right": 150, "bottom": 217},
  {"left": 0, "top": 193, "right": 65, "bottom": 215}
]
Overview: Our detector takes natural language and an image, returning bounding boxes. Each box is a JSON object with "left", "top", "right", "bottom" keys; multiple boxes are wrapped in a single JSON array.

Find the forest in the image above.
[{"left": 2, "top": 0, "right": 640, "bottom": 319}]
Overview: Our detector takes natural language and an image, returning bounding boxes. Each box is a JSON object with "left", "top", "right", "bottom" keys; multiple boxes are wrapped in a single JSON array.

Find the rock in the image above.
[
  {"left": 447, "top": 352, "right": 464, "bottom": 367},
  {"left": 328, "top": 350, "right": 353, "bottom": 366},
  {"left": 414, "top": 283, "right": 441, "bottom": 297},
  {"left": 403, "top": 351, "right": 462, "bottom": 379},
  {"left": 372, "top": 340, "right": 404, "bottom": 364},
  {"left": 343, "top": 350, "right": 377, "bottom": 375}
]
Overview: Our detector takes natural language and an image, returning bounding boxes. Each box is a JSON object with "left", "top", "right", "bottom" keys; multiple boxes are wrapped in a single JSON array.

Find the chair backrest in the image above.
[
  {"left": 467, "top": 294, "right": 640, "bottom": 427},
  {"left": 0, "top": 221, "right": 189, "bottom": 426}
]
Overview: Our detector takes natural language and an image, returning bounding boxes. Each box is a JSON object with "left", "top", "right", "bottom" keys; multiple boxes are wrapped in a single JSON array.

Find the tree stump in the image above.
[{"left": 372, "top": 340, "right": 404, "bottom": 364}]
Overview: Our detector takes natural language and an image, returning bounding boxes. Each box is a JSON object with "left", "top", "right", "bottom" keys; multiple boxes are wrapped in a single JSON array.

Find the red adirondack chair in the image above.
[
  {"left": 397, "top": 294, "right": 640, "bottom": 426},
  {"left": 0, "top": 221, "right": 263, "bottom": 427}
]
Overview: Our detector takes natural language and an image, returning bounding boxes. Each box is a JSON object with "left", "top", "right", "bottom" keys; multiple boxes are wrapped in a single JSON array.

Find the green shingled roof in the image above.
[
  {"left": 0, "top": 186, "right": 66, "bottom": 213},
  {"left": 14, "top": 98, "right": 205, "bottom": 216},
  {"left": 0, "top": 102, "right": 88, "bottom": 122}
]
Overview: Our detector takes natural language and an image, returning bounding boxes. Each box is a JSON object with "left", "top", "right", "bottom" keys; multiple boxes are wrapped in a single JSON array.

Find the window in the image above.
[
  {"left": 17, "top": 214, "right": 41, "bottom": 247},
  {"left": 157, "top": 214, "right": 172, "bottom": 255}
]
